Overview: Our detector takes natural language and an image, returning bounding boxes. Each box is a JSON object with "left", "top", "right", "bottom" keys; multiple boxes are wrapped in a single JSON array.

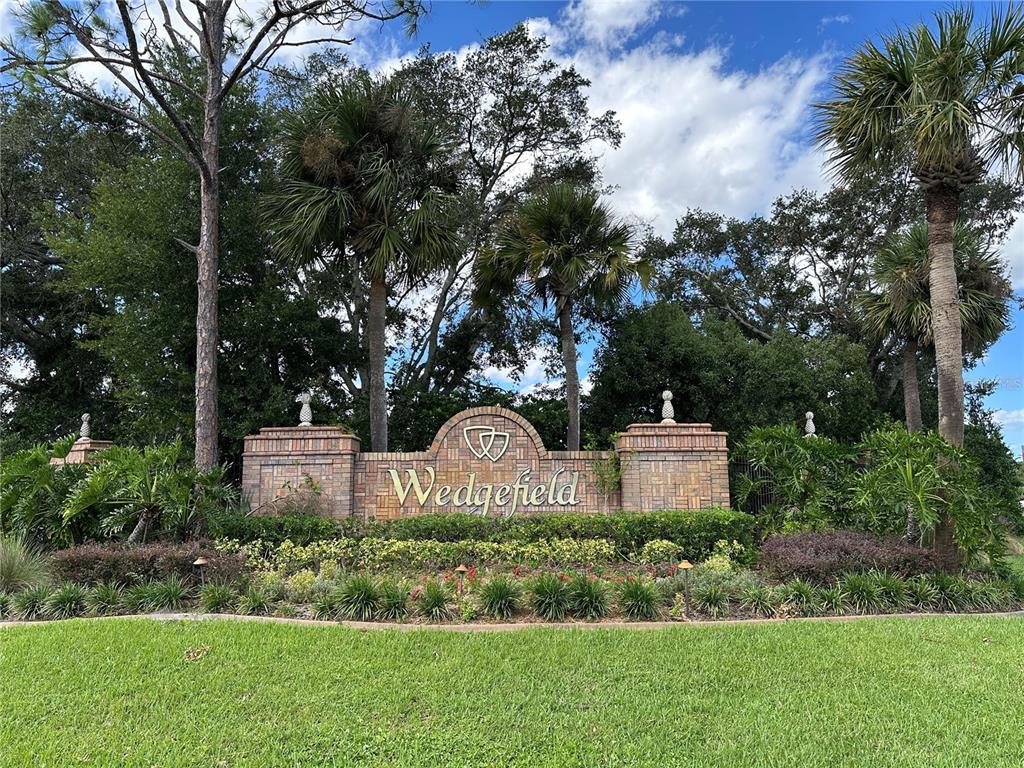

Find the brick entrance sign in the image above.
[{"left": 241, "top": 404, "right": 730, "bottom": 520}]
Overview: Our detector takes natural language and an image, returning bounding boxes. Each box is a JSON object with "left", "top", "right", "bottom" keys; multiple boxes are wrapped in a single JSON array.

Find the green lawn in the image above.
[{"left": 2, "top": 617, "right": 1023, "bottom": 767}]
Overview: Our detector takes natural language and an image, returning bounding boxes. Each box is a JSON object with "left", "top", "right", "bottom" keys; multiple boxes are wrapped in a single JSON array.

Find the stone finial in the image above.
[
  {"left": 661, "top": 390, "right": 675, "bottom": 424},
  {"left": 295, "top": 392, "right": 313, "bottom": 426},
  {"left": 78, "top": 413, "right": 91, "bottom": 442},
  {"left": 804, "top": 411, "right": 816, "bottom": 439}
]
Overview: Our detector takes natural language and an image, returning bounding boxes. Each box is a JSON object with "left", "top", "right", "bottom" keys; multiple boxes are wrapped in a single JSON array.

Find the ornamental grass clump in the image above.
[
  {"left": 418, "top": 579, "right": 454, "bottom": 622},
  {"left": 237, "top": 585, "right": 272, "bottom": 616},
  {"left": 86, "top": 583, "right": 123, "bottom": 615},
  {"left": 692, "top": 582, "right": 731, "bottom": 619},
  {"left": 311, "top": 589, "right": 340, "bottom": 620},
  {"left": 567, "top": 574, "right": 609, "bottom": 620},
  {"left": 617, "top": 578, "right": 660, "bottom": 620},
  {"left": 740, "top": 583, "right": 778, "bottom": 617},
  {"left": 0, "top": 535, "right": 48, "bottom": 593},
  {"left": 779, "top": 579, "right": 819, "bottom": 616},
  {"left": 199, "top": 582, "right": 235, "bottom": 613},
  {"left": 841, "top": 573, "right": 883, "bottom": 614},
  {"left": 928, "top": 573, "right": 970, "bottom": 612},
  {"left": 44, "top": 583, "right": 88, "bottom": 619},
  {"left": 818, "top": 585, "right": 847, "bottom": 615},
  {"left": 335, "top": 574, "right": 381, "bottom": 620},
  {"left": 870, "top": 571, "right": 909, "bottom": 612},
  {"left": 123, "top": 582, "right": 160, "bottom": 613},
  {"left": 10, "top": 585, "right": 51, "bottom": 620},
  {"left": 906, "top": 575, "right": 939, "bottom": 611},
  {"left": 480, "top": 575, "right": 521, "bottom": 619},
  {"left": 530, "top": 573, "right": 570, "bottom": 621},
  {"left": 149, "top": 574, "right": 191, "bottom": 611},
  {"left": 377, "top": 580, "right": 411, "bottom": 621},
  {"left": 0, "top": 591, "right": 10, "bottom": 618}
]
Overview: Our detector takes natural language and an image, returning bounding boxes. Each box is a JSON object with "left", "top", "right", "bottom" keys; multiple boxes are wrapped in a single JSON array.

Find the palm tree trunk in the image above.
[
  {"left": 367, "top": 277, "right": 389, "bottom": 452},
  {"left": 557, "top": 296, "right": 580, "bottom": 451},
  {"left": 902, "top": 338, "right": 923, "bottom": 434},
  {"left": 193, "top": 19, "right": 225, "bottom": 471},
  {"left": 925, "top": 188, "right": 963, "bottom": 568}
]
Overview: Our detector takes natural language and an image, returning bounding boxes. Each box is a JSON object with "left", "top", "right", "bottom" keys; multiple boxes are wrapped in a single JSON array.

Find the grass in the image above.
[{"left": 2, "top": 617, "right": 1024, "bottom": 766}]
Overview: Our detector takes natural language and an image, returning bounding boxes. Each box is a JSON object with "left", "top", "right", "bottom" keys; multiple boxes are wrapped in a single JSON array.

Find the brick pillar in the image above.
[
  {"left": 49, "top": 439, "right": 114, "bottom": 466},
  {"left": 241, "top": 426, "right": 360, "bottom": 519},
  {"left": 615, "top": 423, "right": 730, "bottom": 511}
]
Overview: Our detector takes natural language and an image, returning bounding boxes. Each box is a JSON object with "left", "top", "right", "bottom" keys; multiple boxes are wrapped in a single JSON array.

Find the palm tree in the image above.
[
  {"left": 476, "top": 184, "right": 647, "bottom": 450},
  {"left": 267, "top": 75, "right": 459, "bottom": 451},
  {"left": 861, "top": 221, "right": 1011, "bottom": 435},
  {"left": 815, "top": 4, "right": 1024, "bottom": 452}
]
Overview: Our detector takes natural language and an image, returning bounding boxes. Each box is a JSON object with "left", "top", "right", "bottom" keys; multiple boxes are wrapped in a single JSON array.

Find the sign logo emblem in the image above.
[{"left": 463, "top": 425, "right": 511, "bottom": 462}]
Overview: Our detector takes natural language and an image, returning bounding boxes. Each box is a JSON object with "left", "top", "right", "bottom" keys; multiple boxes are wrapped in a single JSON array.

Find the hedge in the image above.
[
  {"left": 49, "top": 541, "right": 246, "bottom": 586},
  {"left": 758, "top": 531, "right": 939, "bottom": 584},
  {"left": 206, "top": 510, "right": 346, "bottom": 545}
]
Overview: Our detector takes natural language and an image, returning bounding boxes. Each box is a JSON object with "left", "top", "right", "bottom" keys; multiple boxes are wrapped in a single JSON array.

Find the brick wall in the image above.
[{"left": 241, "top": 407, "right": 730, "bottom": 519}]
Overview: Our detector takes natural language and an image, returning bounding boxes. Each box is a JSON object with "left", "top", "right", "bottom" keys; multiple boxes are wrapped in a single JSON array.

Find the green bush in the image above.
[
  {"left": 906, "top": 576, "right": 939, "bottom": 611},
  {"left": 870, "top": 571, "right": 909, "bottom": 612},
  {"left": 417, "top": 579, "right": 453, "bottom": 622},
  {"left": 818, "top": 585, "right": 847, "bottom": 615},
  {"left": 207, "top": 510, "right": 343, "bottom": 545},
  {"left": 0, "top": 535, "right": 49, "bottom": 593},
  {"left": 123, "top": 582, "right": 160, "bottom": 613},
  {"left": 86, "top": 583, "right": 123, "bottom": 614},
  {"left": 335, "top": 575, "right": 380, "bottom": 621},
  {"left": 311, "top": 589, "right": 340, "bottom": 620},
  {"left": 779, "top": 579, "right": 819, "bottom": 616},
  {"left": 44, "top": 583, "right": 88, "bottom": 619},
  {"left": 618, "top": 578, "right": 661, "bottom": 620},
  {"left": 841, "top": 573, "right": 883, "bottom": 614},
  {"left": 377, "top": 580, "right": 411, "bottom": 621},
  {"left": 237, "top": 585, "right": 272, "bottom": 616},
  {"left": 740, "top": 583, "right": 777, "bottom": 617},
  {"left": 927, "top": 573, "right": 971, "bottom": 612},
  {"left": 693, "top": 582, "right": 731, "bottom": 618},
  {"left": 567, "top": 574, "right": 609, "bottom": 620},
  {"left": 530, "top": 573, "right": 570, "bottom": 621},
  {"left": 367, "top": 509, "right": 756, "bottom": 561},
  {"left": 149, "top": 574, "right": 191, "bottom": 611},
  {"left": 199, "top": 582, "right": 235, "bottom": 613},
  {"left": 479, "top": 576, "right": 521, "bottom": 619},
  {"left": 10, "top": 585, "right": 51, "bottom": 620}
]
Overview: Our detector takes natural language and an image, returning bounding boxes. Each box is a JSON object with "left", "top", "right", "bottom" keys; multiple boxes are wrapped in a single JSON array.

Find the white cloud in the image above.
[
  {"left": 994, "top": 408, "right": 1024, "bottom": 428},
  {"left": 563, "top": 0, "right": 663, "bottom": 49},
  {"left": 1002, "top": 215, "right": 1024, "bottom": 289},
  {"left": 819, "top": 15, "right": 852, "bottom": 32},
  {"left": 558, "top": 39, "right": 830, "bottom": 234}
]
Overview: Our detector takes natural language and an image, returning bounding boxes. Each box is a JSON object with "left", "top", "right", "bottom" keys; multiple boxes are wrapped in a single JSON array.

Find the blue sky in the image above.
[{"left": 348, "top": 0, "right": 1022, "bottom": 452}]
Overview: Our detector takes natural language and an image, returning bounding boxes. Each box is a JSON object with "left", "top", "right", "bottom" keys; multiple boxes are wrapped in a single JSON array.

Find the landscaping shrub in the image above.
[
  {"left": 417, "top": 579, "right": 453, "bottom": 622},
  {"left": 45, "top": 583, "right": 88, "bottom": 619},
  {"left": 149, "top": 575, "right": 191, "bottom": 610},
  {"left": 335, "top": 575, "right": 380, "bottom": 620},
  {"left": 759, "top": 530, "right": 937, "bottom": 583},
  {"left": 123, "top": 582, "right": 160, "bottom": 613},
  {"left": 618, "top": 578, "right": 661, "bottom": 620},
  {"left": 740, "top": 584, "right": 777, "bottom": 617},
  {"left": 86, "top": 583, "right": 123, "bottom": 614},
  {"left": 530, "top": 573, "right": 570, "bottom": 621},
  {"left": 927, "top": 573, "right": 970, "bottom": 612},
  {"left": 841, "top": 572, "right": 883, "bottom": 614},
  {"left": 199, "top": 582, "right": 235, "bottom": 613},
  {"left": 906, "top": 576, "right": 939, "bottom": 611},
  {"left": 632, "top": 539, "right": 683, "bottom": 564},
  {"left": 479, "top": 576, "right": 521, "bottom": 619},
  {"left": 368, "top": 509, "right": 756, "bottom": 560},
  {"left": 49, "top": 541, "right": 245, "bottom": 586},
  {"left": 567, "top": 574, "right": 609, "bottom": 620},
  {"left": 870, "top": 571, "right": 909, "bottom": 612},
  {"left": 0, "top": 535, "right": 49, "bottom": 592},
  {"left": 377, "top": 580, "right": 411, "bottom": 621},
  {"left": 237, "top": 585, "right": 272, "bottom": 616},
  {"left": 10, "top": 585, "right": 51, "bottom": 620},
  {"left": 818, "top": 585, "right": 847, "bottom": 615},
  {"left": 206, "top": 510, "right": 343, "bottom": 545},
  {"left": 692, "top": 582, "right": 731, "bottom": 618},
  {"left": 778, "top": 579, "right": 819, "bottom": 616},
  {"left": 311, "top": 589, "right": 340, "bottom": 620}
]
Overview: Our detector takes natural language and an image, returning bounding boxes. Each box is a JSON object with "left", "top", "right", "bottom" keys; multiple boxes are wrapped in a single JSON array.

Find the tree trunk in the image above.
[
  {"left": 368, "top": 277, "right": 389, "bottom": 452},
  {"left": 557, "top": 296, "right": 580, "bottom": 451},
  {"left": 193, "top": 17, "right": 225, "bottom": 471},
  {"left": 925, "top": 188, "right": 963, "bottom": 568},
  {"left": 902, "top": 338, "right": 923, "bottom": 434}
]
